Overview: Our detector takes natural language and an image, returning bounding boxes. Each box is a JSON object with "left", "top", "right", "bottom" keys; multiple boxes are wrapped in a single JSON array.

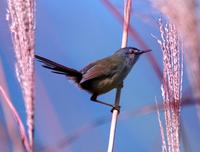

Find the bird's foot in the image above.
[
  {"left": 111, "top": 105, "right": 121, "bottom": 113},
  {"left": 90, "top": 94, "right": 120, "bottom": 112},
  {"left": 90, "top": 94, "right": 121, "bottom": 113},
  {"left": 90, "top": 95, "right": 113, "bottom": 107}
]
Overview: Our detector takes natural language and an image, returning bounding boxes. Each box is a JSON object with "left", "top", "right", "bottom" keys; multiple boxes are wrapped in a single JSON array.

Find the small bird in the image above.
[{"left": 35, "top": 47, "right": 151, "bottom": 109}]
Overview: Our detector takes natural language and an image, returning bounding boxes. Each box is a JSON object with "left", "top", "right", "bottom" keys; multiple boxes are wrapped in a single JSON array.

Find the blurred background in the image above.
[{"left": 0, "top": 0, "right": 199, "bottom": 152}]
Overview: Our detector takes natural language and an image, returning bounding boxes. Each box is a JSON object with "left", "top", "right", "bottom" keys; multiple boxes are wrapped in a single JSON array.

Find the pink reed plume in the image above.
[
  {"left": 7, "top": 0, "right": 36, "bottom": 151},
  {"left": 153, "top": 0, "right": 200, "bottom": 120},
  {"left": 156, "top": 19, "right": 183, "bottom": 152}
]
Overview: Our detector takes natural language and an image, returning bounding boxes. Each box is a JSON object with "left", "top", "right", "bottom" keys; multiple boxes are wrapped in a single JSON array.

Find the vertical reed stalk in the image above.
[
  {"left": 107, "top": 0, "right": 132, "bottom": 152},
  {"left": 102, "top": 0, "right": 162, "bottom": 80}
]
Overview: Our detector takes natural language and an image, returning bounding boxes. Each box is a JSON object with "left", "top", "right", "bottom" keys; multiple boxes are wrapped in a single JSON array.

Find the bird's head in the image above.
[
  {"left": 115, "top": 47, "right": 151, "bottom": 57},
  {"left": 114, "top": 47, "right": 152, "bottom": 65}
]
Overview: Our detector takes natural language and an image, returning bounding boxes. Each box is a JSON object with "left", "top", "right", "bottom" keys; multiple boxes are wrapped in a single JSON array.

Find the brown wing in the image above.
[{"left": 80, "top": 56, "right": 123, "bottom": 84}]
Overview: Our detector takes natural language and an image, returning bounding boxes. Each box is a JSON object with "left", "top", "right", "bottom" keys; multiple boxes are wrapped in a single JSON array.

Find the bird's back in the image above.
[{"left": 80, "top": 54, "right": 127, "bottom": 94}]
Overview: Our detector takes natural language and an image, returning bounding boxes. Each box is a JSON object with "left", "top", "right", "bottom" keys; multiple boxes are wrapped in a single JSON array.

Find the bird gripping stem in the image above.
[{"left": 111, "top": 83, "right": 123, "bottom": 113}]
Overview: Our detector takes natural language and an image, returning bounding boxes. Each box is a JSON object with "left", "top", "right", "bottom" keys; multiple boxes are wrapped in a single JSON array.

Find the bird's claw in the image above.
[{"left": 90, "top": 94, "right": 121, "bottom": 113}]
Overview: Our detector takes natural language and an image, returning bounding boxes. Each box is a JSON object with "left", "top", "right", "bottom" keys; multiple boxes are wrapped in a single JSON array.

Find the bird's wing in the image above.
[{"left": 80, "top": 56, "right": 123, "bottom": 84}]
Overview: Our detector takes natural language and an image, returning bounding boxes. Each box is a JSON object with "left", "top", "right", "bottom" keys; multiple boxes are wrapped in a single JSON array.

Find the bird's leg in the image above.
[
  {"left": 90, "top": 94, "right": 115, "bottom": 108},
  {"left": 111, "top": 82, "right": 124, "bottom": 112},
  {"left": 117, "top": 82, "right": 124, "bottom": 89}
]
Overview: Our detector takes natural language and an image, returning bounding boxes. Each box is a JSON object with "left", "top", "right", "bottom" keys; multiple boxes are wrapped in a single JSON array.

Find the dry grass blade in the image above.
[
  {"left": 156, "top": 98, "right": 167, "bottom": 152},
  {"left": 0, "top": 60, "right": 24, "bottom": 151},
  {"left": 7, "top": 0, "right": 36, "bottom": 151},
  {"left": 0, "top": 86, "right": 30, "bottom": 151}
]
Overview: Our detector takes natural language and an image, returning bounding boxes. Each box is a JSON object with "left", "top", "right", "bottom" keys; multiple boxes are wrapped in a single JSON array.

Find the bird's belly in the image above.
[
  {"left": 81, "top": 66, "right": 130, "bottom": 95},
  {"left": 90, "top": 78, "right": 120, "bottom": 94},
  {"left": 89, "top": 69, "right": 130, "bottom": 95}
]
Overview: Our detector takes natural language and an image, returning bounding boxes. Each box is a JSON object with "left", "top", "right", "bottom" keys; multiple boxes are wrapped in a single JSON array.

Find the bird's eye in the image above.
[{"left": 128, "top": 49, "right": 134, "bottom": 54}]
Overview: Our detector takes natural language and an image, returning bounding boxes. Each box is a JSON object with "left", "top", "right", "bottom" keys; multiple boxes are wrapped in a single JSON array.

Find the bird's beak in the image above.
[{"left": 138, "top": 49, "right": 152, "bottom": 55}]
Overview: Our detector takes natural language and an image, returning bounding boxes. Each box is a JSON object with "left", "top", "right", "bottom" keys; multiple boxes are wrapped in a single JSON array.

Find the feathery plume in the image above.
[
  {"left": 155, "top": 19, "right": 183, "bottom": 152},
  {"left": 153, "top": 0, "right": 200, "bottom": 116},
  {"left": 7, "top": 0, "right": 36, "bottom": 151}
]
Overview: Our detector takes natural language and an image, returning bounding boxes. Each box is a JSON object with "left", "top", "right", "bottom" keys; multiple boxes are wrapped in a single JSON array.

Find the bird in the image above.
[{"left": 35, "top": 47, "right": 151, "bottom": 110}]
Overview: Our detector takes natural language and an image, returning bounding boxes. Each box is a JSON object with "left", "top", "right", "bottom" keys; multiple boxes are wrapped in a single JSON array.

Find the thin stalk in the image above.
[
  {"left": 107, "top": 0, "right": 132, "bottom": 152},
  {"left": 102, "top": 0, "right": 162, "bottom": 81},
  {"left": 45, "top": 95, "right": 198, "bottom": 151},
  {"left": 0, "top": 86, "right": 30, "bottom": 152}
]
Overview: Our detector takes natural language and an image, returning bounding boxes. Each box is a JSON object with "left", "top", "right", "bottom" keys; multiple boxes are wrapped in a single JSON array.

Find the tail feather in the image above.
[{"left": 35, "top": 55, "right": 82, "bottom": 83}]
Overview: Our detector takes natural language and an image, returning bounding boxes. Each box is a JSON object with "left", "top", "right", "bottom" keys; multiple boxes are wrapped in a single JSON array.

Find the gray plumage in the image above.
[{"left": 35, "top": 47, "right": 151, "bottom": 108}]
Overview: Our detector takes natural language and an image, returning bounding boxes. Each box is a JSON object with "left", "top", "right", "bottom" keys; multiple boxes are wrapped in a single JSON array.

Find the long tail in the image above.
[{"left": 35, "top": 55, "right": 82, "bottom": 83}]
